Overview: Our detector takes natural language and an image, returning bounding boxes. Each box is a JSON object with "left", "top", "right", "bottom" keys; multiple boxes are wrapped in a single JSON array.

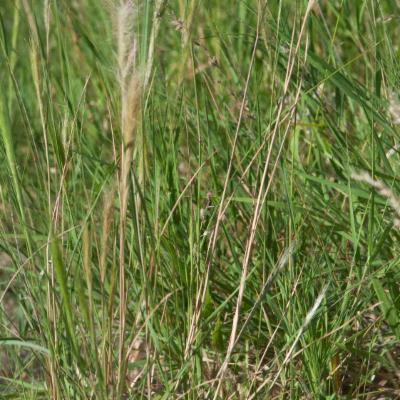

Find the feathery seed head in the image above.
[
  {"left": 114, "top": 0, "right": 142, "bottom": 147},
  {"left": 389, "top": 92, "right": 400, "bottom": 125},
  {"left": 352, "top": 171, "right": 400, "bottom": 228}
]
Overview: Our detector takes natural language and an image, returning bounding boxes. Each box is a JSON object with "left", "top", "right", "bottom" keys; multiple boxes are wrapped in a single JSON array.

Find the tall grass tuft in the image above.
[{"left": 1, "top": 0, "right": 400, "bottom": 398}]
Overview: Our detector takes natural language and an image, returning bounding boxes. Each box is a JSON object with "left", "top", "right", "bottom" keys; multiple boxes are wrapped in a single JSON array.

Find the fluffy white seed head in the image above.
[{"left": 352, "top": 171, "right": 400, "bottom": 228}]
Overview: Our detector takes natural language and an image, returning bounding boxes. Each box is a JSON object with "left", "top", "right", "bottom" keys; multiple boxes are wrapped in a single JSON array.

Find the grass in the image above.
[{"left": 1, "top": 0, "right": 400, "bottom": 398}]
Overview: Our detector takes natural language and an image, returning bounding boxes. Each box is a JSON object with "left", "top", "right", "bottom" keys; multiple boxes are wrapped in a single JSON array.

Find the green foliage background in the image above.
[{"left": 0, "top": 0, "right": 400, "bottom": 398}]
